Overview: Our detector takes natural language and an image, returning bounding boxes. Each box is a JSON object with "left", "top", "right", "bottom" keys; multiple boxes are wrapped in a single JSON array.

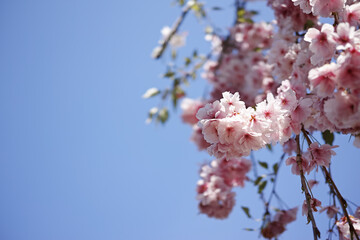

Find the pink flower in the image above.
[
  {"left": 308, "top": 63, "right": 338, "bottom": 97},
  {"left": 304, "top": 24, "right": 337, "bottom": 65},
  {"left": 201, "top": 120, "right": 220, "bottom": 144},
  {"left": 336, "top": 215, "right": 360, "bottom": 240},
  {"left": 307, "top": 142, "right": 338, "bottom": 169},
  {"left": 354, "top": 136, "right": 360, "bottom": 148},
  {"left": 310, "top": 0, "right": 345, "bottom": 17},
  {"left": 302, "top": 198, "right": 322, "bottom": 216},
  {"left": 324, "top": 91, "right": 360, "bottom": 130},
  {"left": 197, "top": 175, "right": 236, "bottom": 219},
  {"left": 308, "top": 179, "right": 319, "bottom": 189},
  {"left": 334, "top": 23, "right": 356, "bottom": 50},
  {"left": 319, "top": 205, "right": 339, "bottom": 218},
  {"left": 190, "top": 126, "right": 211, "bottom": 151},
  {"left": 292, "top": 0, "right": 312, "bottom": 14},
  {"left": 181, "top": 98, "right": 205, "bottom": 125},
  {"left": 340, "top": 3, "right": 360, "bottom": 26},
  {"left": 261, "top": 207, "right": 298, "bottom": 239},
  {"left": 282, "top": 138, "right": 297, "bottom": 156},
  {"left": 291, "top": 97, "right": 313, "bottom": 123},
  {"left": 286, "top": 155, "right": 310, "bottom": 175},
  {"left": 218, "top": 157, "right": 252, "bottom": 187},
  {"left": 261, "top": 221, "right": 286, "bottom": 239},
  {"left": 274, "top": 207, "right": 298, "bottom": 225},
  {"left": 355, "top": 207, "right": 360, "bottom": 218},
  {"left": 336, "top": 51, "right": 360, "bottom": 91}
]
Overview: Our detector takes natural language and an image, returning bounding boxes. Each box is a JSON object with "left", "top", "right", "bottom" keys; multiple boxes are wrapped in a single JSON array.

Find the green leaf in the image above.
[
  {"left": 249, "top": 10, "right": 258, "bottom": 15},
  {"left": 244, "top": 228, "right": 255, "bottom": 231},
  {"left": 273, "top": 163, "right": 279, "bottom": 175},
  {"left": 185, "top": 57, "right": 191, "bottom": 66},
  {"left": 258, "top": 181, "right": 267, "bottom": 194},
  {"left": 254, "top": 176, "right": 263, "bottom": 186},
  {"left": 163, "top": 71, "right": 175, "bottom": 78},
  {"left": 142, "top": 88, "right": 160, "bottom": 98},
  {"left": 258, "top": 161, "right": 268, "bottom": 169},
  {"left": 171, "top": 86, "right": 185, "bottom": 108},
  {"left": 158, "top": 108, "right": 169, "bottom": 124},
  {"left": 241, "top": 206, "right": 252, "bottom": 218},
  {"left": 266, "top": 144, "right": 272, "bottom": 151},
  {"left": 322, "top": 130, "right": 334, "bottom": 146},
  {"left": 171, "top": 49, "right": 177, "bottom": 60},
  {"left": 304, "top": 20, "right": 315, "bottom": 30},
  {"left": 205, "top": 26, "right": 213, "bottom": 34}
]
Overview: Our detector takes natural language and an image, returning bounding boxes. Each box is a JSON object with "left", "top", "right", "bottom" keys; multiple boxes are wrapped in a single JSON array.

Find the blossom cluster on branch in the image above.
[{"left": 149, "top": 0, "right": 360, "bottom": 239}]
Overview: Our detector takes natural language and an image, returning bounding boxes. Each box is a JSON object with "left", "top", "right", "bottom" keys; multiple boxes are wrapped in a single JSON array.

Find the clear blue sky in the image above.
[{"left": 0, "top": 1, "right": 359, "bottom": 240}]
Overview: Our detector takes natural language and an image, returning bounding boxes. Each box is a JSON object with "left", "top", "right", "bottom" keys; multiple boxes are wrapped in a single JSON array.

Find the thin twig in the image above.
[
  {"left": 296, "top": 134, "right": 321, "bottom": 240},
  {"left": 153, "top": 4, "right": 192, "bottom": 59},
  {"left": 301, "top": 128, "right": 360, "bottom": 240}
]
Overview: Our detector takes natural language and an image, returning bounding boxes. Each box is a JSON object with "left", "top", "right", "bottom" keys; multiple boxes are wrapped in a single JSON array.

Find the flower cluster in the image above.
[
  {"left": 261, "top": 207, "right": 298, "bottom": 239},
  {"left": 196, "top": 88, "right": 315, "bottom": 159},
  {"left": 154, "top": 0, "right": 360, "bottom": 237},
  {"left": 286, "top": 142, "right": 338, "bottom": 174},
  {"left": 196, "top": 157, "right": 251, "bottom": 219},
  {"left": 336, "top": 215, "right": 360, "bottom": 240}
]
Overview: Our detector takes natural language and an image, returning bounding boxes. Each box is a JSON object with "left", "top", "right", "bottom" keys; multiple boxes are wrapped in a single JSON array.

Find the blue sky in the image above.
[{"left": 0, "top": 1, "right": 359, "bottom": 240}]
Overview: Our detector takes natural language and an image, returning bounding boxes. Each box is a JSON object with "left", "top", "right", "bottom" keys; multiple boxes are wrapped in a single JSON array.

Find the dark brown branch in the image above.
[
  {"left": 153, "top": 4, "right": 192, "bottom": 59},
  {"left": 301, "top": 128, "right": 360, "bottom": 240},
  {"left": 296, "top": 134, "right": 321, "bottom": 240}
]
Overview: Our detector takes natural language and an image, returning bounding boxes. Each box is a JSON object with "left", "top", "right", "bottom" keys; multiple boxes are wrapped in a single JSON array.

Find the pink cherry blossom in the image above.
[
  {"left": 304, "top": 24, "right": 337, "bottom": 65},
  {"left": 308, "top": 179, "right": 319, "bottom": 189},
  {"left": 274, "top": 207, "right": 298, "bottom": 225},
  {"left": 334, "top": 22, "right": 356, "bottom": 50},
  {"left": 310, "top": 0, "right": 345, "bottom": 17},
  {"left": 302, "top": 198, "right": 322, "bottom": 216},
  {"left": 307, "top": 142, "right": 338, "bottom": 169},
  {"left": 308, "top": 63, "right": 338, "bottom": 97},
  {"left": 340, "top": 2, "right": 360, "bottom": 26},
  {"left": 286, "top": 155, "right": 310, "bottom": 175},
  {"left": 292, "top": 0, "right": 312, "bottom": 14},
  {"left": 336, "top": 215, "right": 360, "bottom": 240},
  {"left": 319, "top": 205, "right": 339, "bottom": 218},
  {"left": 181, "top": 98, "right": 205, "bottom": 125},
  {"left": 197, "top": 176, "right": 236, "bottom": 219}
]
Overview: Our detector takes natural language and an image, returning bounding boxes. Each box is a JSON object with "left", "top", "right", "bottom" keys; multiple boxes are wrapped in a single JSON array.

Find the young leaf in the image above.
[
  {"left": 163, "top": 71, "right": 175, "bottom": 78},
  {"left": 244, "top": 228, "right": 255, "bottom": 231},
  {"left": 258, "top": 181, "right": 267, "bottom": 194},
  {"left": 158, "top": 108, "right": 169, "bottom": 124},
  {"left": 254, "top": 176, "right": 263, "bottom": 186},
  {"left": 273, "top": 163, "right": 279, "bottom": 175},
  {"left": 266, "top": 144, "right": 272, "bottom": 151},
  {"left": 185, "top": 57, "right": 191, "bottom": 66},
  {"left": 258, "top": 161, "right": 268, "bottom": 169},
  {"left": 142, "top": 88, "right": 160, "bottom": 98},
  {"left": 241, "top": 206, "right": 252, "bottom": 218},
  {"left": 322, "top": 130, "right": 334, "bottom": 146}
]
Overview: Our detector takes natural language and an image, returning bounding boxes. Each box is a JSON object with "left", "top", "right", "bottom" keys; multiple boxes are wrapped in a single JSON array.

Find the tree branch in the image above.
[
  {"left": 301, "top": 128, "right": 360, "bottom": 240},
  {"left": 296, "top": 134, "right": 321, "bottom": 240},
  {"left": 153, "top": 4, "right": 192, "bottom": 59}
]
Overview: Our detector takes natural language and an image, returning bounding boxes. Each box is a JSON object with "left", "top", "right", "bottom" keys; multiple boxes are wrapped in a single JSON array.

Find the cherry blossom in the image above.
[{"left": 304, "top": 24, "right": 337, "bottom": 65}]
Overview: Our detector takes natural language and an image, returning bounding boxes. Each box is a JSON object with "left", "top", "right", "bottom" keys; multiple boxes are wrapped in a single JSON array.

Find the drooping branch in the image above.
[
  {"left": 295, "top": 134, "right": 321, "bottom": 240},
  {"left": 153, "top": 4, "right": 192, "bottom": 59},
  {"left": 301, "top": 129, "right": 360, "bottom": 240}
]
